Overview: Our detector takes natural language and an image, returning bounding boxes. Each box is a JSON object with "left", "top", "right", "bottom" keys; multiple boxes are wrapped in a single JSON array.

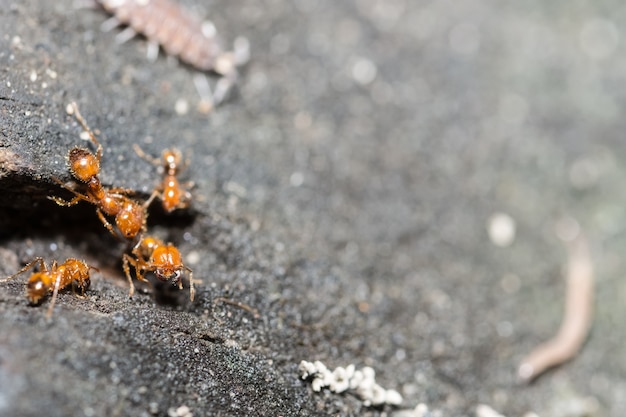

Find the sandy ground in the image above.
[{"left": 1, "top": 0, "right": 626, "bottom": 416}]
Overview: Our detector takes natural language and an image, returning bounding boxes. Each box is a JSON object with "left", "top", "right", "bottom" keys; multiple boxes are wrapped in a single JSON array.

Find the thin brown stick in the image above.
[
  {"left": 214, "top": 297, "right": 260, "bottom": 319},
  {"left": 518, "top": 233, "right": 594, "bottom": 382}
]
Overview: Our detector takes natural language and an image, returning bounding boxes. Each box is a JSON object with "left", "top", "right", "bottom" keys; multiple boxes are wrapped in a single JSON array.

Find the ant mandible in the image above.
[
  {"left": 1, "top": 257, "right": 98, "bottom": 318},
  {"left": 122, "top": 235, "right": 195, "bottom": 301},
  {"left": 133, "top": 145, "right": 192, "bottom": 213},
  {"left": 50, "top": 102, "right": 157, "bottom": 240}
]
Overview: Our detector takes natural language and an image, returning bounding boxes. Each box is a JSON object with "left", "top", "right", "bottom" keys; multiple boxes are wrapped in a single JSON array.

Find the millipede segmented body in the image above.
[{"left": 96, "top": 0, "right": 250, "bottom": 107}]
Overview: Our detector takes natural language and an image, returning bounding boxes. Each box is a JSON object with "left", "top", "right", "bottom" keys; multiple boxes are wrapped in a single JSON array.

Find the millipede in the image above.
[{"left": 95, "top": 0, "right": 250, "bottom": 108}]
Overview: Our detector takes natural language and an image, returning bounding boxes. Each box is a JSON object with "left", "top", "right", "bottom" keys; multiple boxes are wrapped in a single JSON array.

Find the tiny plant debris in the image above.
[{"left": 299, "top": 360, "right": 403, "bottom": 407}]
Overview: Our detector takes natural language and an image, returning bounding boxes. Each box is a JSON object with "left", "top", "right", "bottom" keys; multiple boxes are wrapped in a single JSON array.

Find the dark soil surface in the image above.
[{"left": 1, "top": 1, "right": 626, "bottom": 416}]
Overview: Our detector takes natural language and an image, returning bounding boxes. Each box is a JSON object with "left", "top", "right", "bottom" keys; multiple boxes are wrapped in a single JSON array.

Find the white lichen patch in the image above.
[{"left": 299, "top": 360, "right": 403, "bottom": 407}]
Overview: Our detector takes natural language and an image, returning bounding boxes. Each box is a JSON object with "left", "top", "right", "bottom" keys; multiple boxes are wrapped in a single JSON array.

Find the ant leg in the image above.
[
  {"left": 129, "top": 240, "right": 154, "bottom": 285},
  {"left": 46, "top": 273, "right": 63, "bottom": 319},
  {"left": 180, "top": 187, "right": 193, "bottom": 209},
  {"left": 72, "top": 264, "right": 96, "bottom": 297},
  {"left": 186, "top": 267, "right": 195, "bottom": 302},
  {"left": 49, "top": 195, "right": 85, "bottom": 207},
  {"left": 132, "top": 144, "right": 160, "bottom": 166},
  {"left": 67, "top": 102, "right": 103, "bottom": 162},
  {"left": 143, "top": 189, "right": 159, "bottom": 209},
  {"left": 123, "top": 254, "right": 152, "bottom": 298},
  {"left": 122, "top": 254, "right": 138, "bottom": 298},
  {"left": 50, "top": 178, "right": 93, "bottom": 206},
  {"left": 71, "top": 278, "right": 90, "bottom": 297},
  {"left": 95, "top": 209, "right": 119, "bottom": 237},
  {"left": 2, "top": 257, "right": 46, "bottom": 282}
]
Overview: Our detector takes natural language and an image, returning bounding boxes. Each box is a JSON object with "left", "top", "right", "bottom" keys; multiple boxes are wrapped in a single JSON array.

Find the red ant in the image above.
[
  {"left": 133, "top": 145, "right": 192, "bottom": 213},
  {"left": 51, "top": 102, "right": 156, "bottom": 240},
  {"left": 1, "top": 257, "right": 98, "bottom": 318},
  {"left": 123, "top": 235, "right": 195, "bottom": 301}
]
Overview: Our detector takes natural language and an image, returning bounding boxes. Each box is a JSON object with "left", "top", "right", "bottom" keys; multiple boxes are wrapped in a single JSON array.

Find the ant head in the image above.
[
  {"left": 26, "top": 273, "right": 51, "bottom": 304},
  {"left": 68, "top": 148, "right": 100, "bottom": 182},
  {"left": 156, "top": 269, "right": 182, "bottom": 285},
  {"left": 151, "top": 245, "right": 183, "bottom": 283}
]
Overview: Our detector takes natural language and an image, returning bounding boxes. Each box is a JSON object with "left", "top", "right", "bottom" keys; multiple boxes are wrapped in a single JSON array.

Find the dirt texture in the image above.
[{"left": 1, "top": 0, "right": 626, "bottom": 416}]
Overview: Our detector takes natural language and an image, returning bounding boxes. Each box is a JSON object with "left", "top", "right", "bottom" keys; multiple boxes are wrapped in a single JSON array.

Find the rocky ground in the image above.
[{"left": 1, "top": 0, "right": 626, "bottom": 416}]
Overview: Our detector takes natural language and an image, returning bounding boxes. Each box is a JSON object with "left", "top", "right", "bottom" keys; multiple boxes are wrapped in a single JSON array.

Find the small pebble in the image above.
[{"left": 487, "top": 213, "right": 516, "bottom": 247}]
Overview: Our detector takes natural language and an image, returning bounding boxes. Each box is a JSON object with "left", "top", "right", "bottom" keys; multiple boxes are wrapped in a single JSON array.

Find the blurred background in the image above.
[{"left": 1, "top": 0, "right": 626, "bottom": 415}]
